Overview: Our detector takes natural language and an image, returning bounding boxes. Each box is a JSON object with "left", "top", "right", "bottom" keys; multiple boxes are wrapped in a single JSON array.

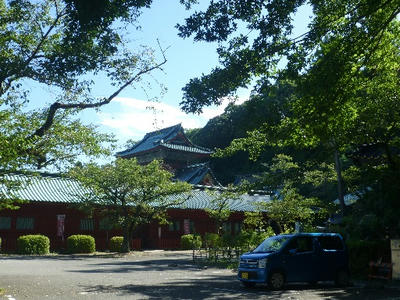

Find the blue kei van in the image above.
[{"left": 238, "top": 233, "right": 349, "bottom": 289}]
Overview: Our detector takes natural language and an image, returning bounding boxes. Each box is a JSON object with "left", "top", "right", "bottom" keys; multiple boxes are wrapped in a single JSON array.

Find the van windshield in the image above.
[{"left": 252, "top": 235, "right": 291, "bottom": 253}]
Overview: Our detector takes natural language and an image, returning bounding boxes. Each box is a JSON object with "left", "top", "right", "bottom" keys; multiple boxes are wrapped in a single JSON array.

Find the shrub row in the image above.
[
  {"left": 13, "top": 234, "right": 96, "bottom": 254},
  {"left": 346, "top": 239, "right": 391, "bottom": 277},
  {"left": 181, "top": 230, "right": 274, "bottom": 250},
  {"left": 16, "top": 235, "right": 50, "bottom": 255},
  {"left": 181, "top": 234, "right": 202, "bottom": 249},
  {"left": 109, "top": 236, "right": 124, "bottom": 252},
  {"left": 66, "top": 235, "right": 96, "bottom": 254},
  {"left": 12, "top": 234, "right": 129, "bottom": 254}
]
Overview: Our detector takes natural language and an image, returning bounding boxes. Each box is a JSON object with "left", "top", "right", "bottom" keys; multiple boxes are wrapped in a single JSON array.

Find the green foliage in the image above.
[
  {"left": 67, "top": 235, "right": 95, "bottom": 254},
  {"left": 346, "top": 240, "right": 391, "bottom": 277},
  {"left": 0, "top": 0, "right": 166, "bottom": 210},
  {"left": 205, "top": 185, "right": 242, "bottom": 235},
  {"left": 259, "top": 185, "right": 323, "bottom": 233},
  {"left": 250, "top": 154, "right": 333, "bottom": 232},
  {"left": 187, "top": 82, "right": 294, "bottom": 183},
  {"left": 243, "top": 211, "right": 268, "bottom": 231},
  {"left": 109, "top": 236, "right": 124, "bottom": 253},
  {"left": 234, "top": 229, "right": 275, "bottom": 250},
  {"left": 178, "top": 0, "right": 399, "bottom": 114},
  {"left": 16, "top": 235, "right": 50, "bottom": 255},
  {"left": 70, "top": 158, "right": 191, "bottom": 252},
  {"left": 202, "top": 229, "right": 275, "bottom": 251},
  {"left": 178, "top": 0, "right": 400, "bottom": 239},
  {"left": 204, "top": 233, "right": 221, "bottom": 248},
  {"left": 181, "top": 234, "right": 202, "bottom": 249}
]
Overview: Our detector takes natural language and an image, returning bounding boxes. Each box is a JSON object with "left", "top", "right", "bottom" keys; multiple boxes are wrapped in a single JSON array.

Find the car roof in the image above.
[{"left": 277, "top": 232, "right": 342, "bottom": 238}]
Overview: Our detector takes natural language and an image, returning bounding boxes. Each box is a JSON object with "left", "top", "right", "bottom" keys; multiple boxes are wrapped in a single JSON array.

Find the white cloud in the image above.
[
  {"left": 97, "top": 97, "right": 206, "bottom": 141},
  {"left": 97, "top": 95, "right": 249, "bottom": 141}
]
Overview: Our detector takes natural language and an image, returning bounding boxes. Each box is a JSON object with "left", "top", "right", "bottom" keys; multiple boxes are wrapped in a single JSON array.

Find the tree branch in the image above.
[{"left": 32, "top": 42, "right": 168, "bottom": 138}]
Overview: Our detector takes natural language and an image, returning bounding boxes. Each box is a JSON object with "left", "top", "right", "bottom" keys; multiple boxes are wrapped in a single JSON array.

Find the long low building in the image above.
[{"left": 0, "top": 173, "right": 269, "bottom": 252}]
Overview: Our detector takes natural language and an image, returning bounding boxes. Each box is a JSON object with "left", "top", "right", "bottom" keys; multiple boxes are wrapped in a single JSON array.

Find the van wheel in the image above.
[
  {"left": 335, "top": 269, "right": 349, "bottom": 287},
  {"left": 268, "top": 271, "right": 285, "bottom": 290},
  {"left": 242, "top": 281, "right": 255, "bottom": 288}
]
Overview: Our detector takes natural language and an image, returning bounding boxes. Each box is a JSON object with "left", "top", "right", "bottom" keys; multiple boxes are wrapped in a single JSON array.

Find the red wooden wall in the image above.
[{"left": 0, "top": 202, "right": 245, "bottom": 252}]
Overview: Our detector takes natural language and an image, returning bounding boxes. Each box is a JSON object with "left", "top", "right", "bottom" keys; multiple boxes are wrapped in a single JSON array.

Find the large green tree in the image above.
[
  {"left": 177, "top": 0, "right": 400, "bottom": 224},
  {"left": 178, "top": 0, "right": 399, "bottom": 113},
  {"left": 70, "top": 158, "right": 191, "bottom": 252},
  {"left": 0, "top": 0, "right": 166, "bottom": 168},
  {"left": 205, "top": 184, "right": 243, "bottom": 235},
  {"left": 252, "top": 154, "right": 332, "bottom": 232},
  {"left": 0, "top": 0, "right": 167, "bottom": 208}
]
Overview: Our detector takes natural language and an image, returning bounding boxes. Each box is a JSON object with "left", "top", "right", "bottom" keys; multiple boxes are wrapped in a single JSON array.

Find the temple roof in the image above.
[
  {"left": 1, "top": 173, "right": 86, "bottom": 204},
  {"left": 1, "top": 173, "right": 269, "bottom": 212},
  {"left": 175, "top": 163, "right": 221, "bottom": 186},
  {"left": 116, "top": 124, "right": 212, "bottom": 158}
]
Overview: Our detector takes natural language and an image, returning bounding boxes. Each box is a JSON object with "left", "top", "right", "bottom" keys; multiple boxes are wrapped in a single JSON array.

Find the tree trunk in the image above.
[
  {"left": 334, "top": 149, "right": 346, "bottom": 217},
  {"left": 121, "top": 206, "right": 131, "bottom": 253},
  {"left": 121, "top": 227, "right": 131, "bottom": 253}
]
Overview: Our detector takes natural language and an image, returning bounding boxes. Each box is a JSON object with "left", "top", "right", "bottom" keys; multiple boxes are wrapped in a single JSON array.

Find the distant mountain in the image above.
[{"left": 185, "top": 96, "right": 278, "bottom": 184}]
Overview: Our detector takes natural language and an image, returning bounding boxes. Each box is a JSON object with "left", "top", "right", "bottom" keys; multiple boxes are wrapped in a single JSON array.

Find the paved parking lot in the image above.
[{"left": 0, "top": 251, "right": 399, "bottom": 299}]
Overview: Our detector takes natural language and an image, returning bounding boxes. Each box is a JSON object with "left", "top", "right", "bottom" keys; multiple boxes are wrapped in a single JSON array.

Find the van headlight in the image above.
[{"left": 258, "top": 258, "right": 267, "bottom": 268}]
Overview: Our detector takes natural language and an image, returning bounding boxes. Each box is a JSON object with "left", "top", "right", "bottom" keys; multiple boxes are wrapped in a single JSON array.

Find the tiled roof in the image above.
[
  {"left": 116, "top": 124, "right": 212, "bottom": 157},
  {"left": 0, "top": 173, "right": 269, "bottom": 212},
  {"left": 160, "top": 143, "right": 212, "bottom": 155},
  {"left": 175, "top": 163, "right": 221, "bottom": 186},
  {"left": 172, "top": 188, "right": 268, "bottom": 212},
  {"left": 1, "top": 173, "right": 86, "bottom": 203}
]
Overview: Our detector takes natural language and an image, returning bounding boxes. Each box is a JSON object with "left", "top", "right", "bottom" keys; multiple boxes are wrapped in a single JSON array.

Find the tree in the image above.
[
  {"left": 69, "top": 158, "right": 191, "bottom": 252},
  {"left": 205, "top": 184, "right": 243, "bottom": 235},
  {"left": 253, "top": 154, "right": 332, "bottom": 233},
  {"left": 178, "top": 0, "right": 400, "bottom": 113},
  {"left": 0, "top": 106, "right": 114, "bottom": 209},
  {"left": 1, "top": 0, "right": 165, "bottom": 131},
  {"left": 178, "top": 0, "right": 400, "bottom": 219},
  {"left": 0, "top": 0, "right": 167, "bottom": 209},
  {"left": 0, "top": 0, "right": 167, "bottom": 169}
]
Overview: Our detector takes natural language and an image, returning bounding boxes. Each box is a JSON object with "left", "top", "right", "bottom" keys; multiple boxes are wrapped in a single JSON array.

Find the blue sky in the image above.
[
  {"left": 29, "top": 1, "right": 312, "bottom": 148},
  {"left": 76, "top": 1, "right": 230, "bottom": 146}
]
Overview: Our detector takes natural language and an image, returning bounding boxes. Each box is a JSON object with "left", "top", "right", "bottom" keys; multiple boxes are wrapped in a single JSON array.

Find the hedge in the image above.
[
  {"left": 17, "top": 235, "right": 50, "bottom": 255},
  {"left": 109, "top": 236, "right": 124, "bottom": 252},
  {"left": 181, "top": 234, "right": 202, "bottom": 249},
  {"left": 346, "top": 239, "right": 391, "bottom": 277},
  {"left": 204, "top": 233, "right": 220, "bottom": 248},
  {"left": 67, "top": 235, "right": 95, "bottom": 254}
]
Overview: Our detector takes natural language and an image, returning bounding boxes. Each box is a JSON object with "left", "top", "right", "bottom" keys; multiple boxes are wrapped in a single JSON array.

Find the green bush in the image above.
[
  {"left": 204, "top": 233, "right": 220, "bottom": 248},
  {"left": 16, "top": 235, "right": 50, "bottom": 255},
  {"left": 221, "top": 233, "right": 235, "bottom": 248},
  {"left": 67, "top": 235, "right": 95, "bottom": 254},
  {"left": 234, "top": 228, "right": 275, "bottom": 250},
  {"left": 109, "top": 236, "right": 124, "bottom": 252},
  {"left": 346, "top": 239, "right": 390, "bottom": 277},
  {"left": 181, "top": 234, "right": 202, "bottom": 249}
]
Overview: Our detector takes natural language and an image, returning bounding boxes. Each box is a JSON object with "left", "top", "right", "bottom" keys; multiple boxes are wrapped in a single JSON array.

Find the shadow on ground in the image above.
[
  {"left": 68, "top": 258, "right": 205, "bottom": 273},
  {"left": 79, "top": 277, "right": 400, "bottom": 300}
]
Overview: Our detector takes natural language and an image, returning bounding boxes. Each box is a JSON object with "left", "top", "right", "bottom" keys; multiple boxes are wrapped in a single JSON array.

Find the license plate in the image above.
[{"left": 241, "top": 272, "right": 248, "bottom": 279}]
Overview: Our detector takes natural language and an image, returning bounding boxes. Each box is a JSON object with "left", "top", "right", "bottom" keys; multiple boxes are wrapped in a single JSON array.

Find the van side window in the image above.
[
  {"left": 287, "top": 237, "right": 313, "bottom": 253},
  {"left": 318, "top": 236, "right": 344, "bottom": 250},
  {"left": 297, "top": 237, "right": 313, "bottom": 253}
]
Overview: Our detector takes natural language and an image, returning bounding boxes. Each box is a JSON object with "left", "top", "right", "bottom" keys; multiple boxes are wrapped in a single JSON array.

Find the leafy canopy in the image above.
[
  {"left": 0, "top": 0, "right": 166, "bottom": 209},
  {"left": 70, "top": 158, "right": 192, "bottom": 252},
  {"left": 178, "top": 0, "right": 400, "bottom": 114},
  {"left": 0, "top": 0, "right": 166, "bottom": 171},
  {"left": 205, "top": 184, "right": 243, "bottom": 235}
]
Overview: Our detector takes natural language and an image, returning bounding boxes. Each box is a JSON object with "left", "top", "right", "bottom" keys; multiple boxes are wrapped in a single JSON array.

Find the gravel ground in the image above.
[{"left": 0, "top": 251, "right": 399, "bottom": 300}]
